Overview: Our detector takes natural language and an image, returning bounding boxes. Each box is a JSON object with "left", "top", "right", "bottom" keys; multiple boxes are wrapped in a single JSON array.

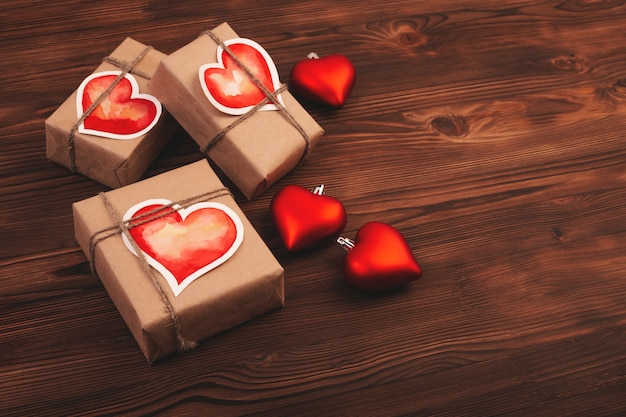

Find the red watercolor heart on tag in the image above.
[
  {"left": 77, "top": 71, "right": 161, "bottom": 140},
  {"left": 122, "top": 199, "right": 244, "bottom": 296},
  {"left": 199, "top": 38, "right": 283, "bottom": 115}
]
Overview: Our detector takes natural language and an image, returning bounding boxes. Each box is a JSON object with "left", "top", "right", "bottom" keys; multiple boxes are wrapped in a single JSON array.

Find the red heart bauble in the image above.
[
  {"left": 77, "top": 71, "right": 161, "bottom": 140},
  {"left": 339, "top": 221, "right": 422, "bottom": 292},
  {"left": 123, "top": 199, "right": 244, "bottom": 296},
  {"left": 290, "top": 53, "right": 356, "bottom": 108},
  {"left": 271, "top": 184, "right": 347, "bottom": 252}
]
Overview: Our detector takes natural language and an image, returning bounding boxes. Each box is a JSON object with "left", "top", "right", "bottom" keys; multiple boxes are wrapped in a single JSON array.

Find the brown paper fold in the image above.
[
  {"left": 46, "top": 37, "right": 179, "bottom": 189},
  {"left": 148, "top": 22, "right": 324, "bottom": 200},
  {"left": 73, "top": 160, "right": 285, "bottom": 363}
]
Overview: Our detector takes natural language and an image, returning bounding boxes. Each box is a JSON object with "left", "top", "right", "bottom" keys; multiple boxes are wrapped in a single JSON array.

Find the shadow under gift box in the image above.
[
  {"left": 45, "top": 38, "right": 179, "bottom": 189},
  {"left": 73, "top": 160, "right": 285, "bottom": 363},
  {"left": 147, "top": 22, "right": 324, "bottom": 200}
]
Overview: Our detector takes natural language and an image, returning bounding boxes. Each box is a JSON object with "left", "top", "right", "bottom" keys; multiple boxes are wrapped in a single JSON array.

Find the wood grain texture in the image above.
[{"left": 3, "top": 0, "right": 626, "bottom": 415}]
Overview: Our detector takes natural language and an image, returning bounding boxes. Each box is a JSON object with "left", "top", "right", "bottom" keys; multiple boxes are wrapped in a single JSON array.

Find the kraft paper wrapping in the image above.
[
  {"left": 148, "top": 22, "right": 324, "bottom": 200},
  {"left": 73, "top": 160, "right": 285, "bottom": 363},
  {"left": 46, "top": 37, "right": 178, "bottom": 189}
]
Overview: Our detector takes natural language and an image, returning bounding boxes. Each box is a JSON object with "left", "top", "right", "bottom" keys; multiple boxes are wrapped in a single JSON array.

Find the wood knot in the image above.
[
  {"left": 240, "top": 352, "right": 275, "bottom": 367},
  {"left": 397, "top": 30, "right": 426, "bottom": 47},
  {"left": 550, "top": 54, "right": 588, "bottom": 73},
  {"left": 595, "top": 79, "right": 626, "bottom": 104},
  {"left": 431, "top": 114, "right": 469, "bottom": 137},
  {"left": 551, "top": 227, "right": 565, "bottom": 241}
]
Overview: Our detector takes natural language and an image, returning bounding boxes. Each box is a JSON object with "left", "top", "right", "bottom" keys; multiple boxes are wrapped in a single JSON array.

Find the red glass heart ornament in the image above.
[
  {"left": 271, "top": 184, "right": 347, "bottom": 252},
  {"left": 290, "top": 53, "right": 356, "bottom": 108},
  {"left": 77, "top": 71, "right": 161, "bottom": 140},
  {"left": 122, "top": 199, "right": 244, "bottom": 296},
  {"left": 338, "top": 221, "right": 422, "bottom": 292}
]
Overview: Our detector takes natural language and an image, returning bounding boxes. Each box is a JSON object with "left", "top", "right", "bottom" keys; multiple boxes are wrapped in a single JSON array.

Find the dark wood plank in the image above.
[{"left": 3, "top": 0, "right": 626, "bottom": 415}]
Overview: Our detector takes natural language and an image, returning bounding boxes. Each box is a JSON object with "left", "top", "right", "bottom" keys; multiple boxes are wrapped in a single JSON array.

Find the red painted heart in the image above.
[
  {"left": 271, "top": 184, "right": 347, "bottom": 252},
  {"left": 77, "top": 71, "right": 161, "bottom": 140},
  {"left": 122, "top": 199, "right": 244, "bottom": 296},
  {"left": 338, "top": 221, "right": 422, "bottom": 292},
  {"left": 199, "top": 38, "right": 283, "bottom": 115},
  {"left": 290, "top": 53, "right": 356, "bottom": 108}
]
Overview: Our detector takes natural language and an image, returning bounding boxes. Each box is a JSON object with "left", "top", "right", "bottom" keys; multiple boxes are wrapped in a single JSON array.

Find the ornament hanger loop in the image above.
[
  {"left": 311, "top": 184, "right": 325, "bottom": 195},
  {"left": 337, "top": 236, "right": 355, "bottom": 252}
]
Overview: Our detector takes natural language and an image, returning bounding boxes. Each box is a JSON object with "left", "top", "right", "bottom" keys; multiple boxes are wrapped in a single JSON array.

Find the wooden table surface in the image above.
[{"left": 3, "top": 1, "right": 626, "bottom": 415}]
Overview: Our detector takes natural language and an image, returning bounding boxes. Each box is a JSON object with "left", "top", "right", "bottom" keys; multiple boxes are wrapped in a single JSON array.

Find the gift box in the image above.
[
  {"left": 148, "top": 22, "right": 324, "bottom": 200},
  {"left": 46, "top": 38, "right": 178, "bottom": 189},
  {"left": 73, "top": 160, "right": 285, "bottom": 363}
]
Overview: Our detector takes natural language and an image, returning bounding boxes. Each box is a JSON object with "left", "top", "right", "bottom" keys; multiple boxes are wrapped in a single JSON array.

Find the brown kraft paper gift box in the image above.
[
  {"left": 148, "top": 22, "right": 324, "bottom": 200},
  {"left": 73, "top": 160, "right": 285, "bottom": 363},
  {"left": 46, "top": 38, "right": 178, "bottom": 189}
]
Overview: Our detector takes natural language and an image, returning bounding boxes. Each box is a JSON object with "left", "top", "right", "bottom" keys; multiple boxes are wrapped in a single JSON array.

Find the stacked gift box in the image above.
[{"left": 46, "top": 22, "right": 324, "bottom": 362}]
